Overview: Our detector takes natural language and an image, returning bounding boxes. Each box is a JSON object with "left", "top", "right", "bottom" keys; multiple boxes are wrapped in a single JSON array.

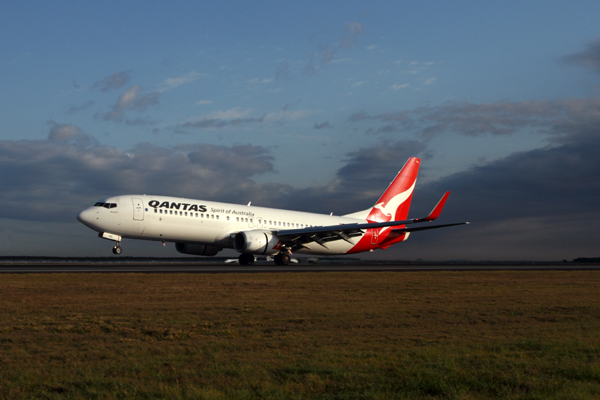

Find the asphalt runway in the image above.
[{"left": 0, "top": 261, "right": 598, "bottom": 273}]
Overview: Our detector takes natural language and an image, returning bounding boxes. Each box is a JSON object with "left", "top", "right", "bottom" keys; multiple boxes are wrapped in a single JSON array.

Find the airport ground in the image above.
[
  {"left": 0, "top": 267, "right": 599, "bottom": 399},
  {"left": 1, "top": 258, "right": 599, "bottom": 273}
]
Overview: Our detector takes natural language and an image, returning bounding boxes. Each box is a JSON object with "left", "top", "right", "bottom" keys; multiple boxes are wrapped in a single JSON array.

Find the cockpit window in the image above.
[{"left": 94, "top": 202, "right": 117, "bottom": 209}]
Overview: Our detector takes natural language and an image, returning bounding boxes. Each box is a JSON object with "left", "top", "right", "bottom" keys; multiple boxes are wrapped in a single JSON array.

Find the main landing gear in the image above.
[
  {"left": 273, "top": 253, "right": 291, "bottom": 265},
  {"left": 238, "top": 252, "right": 292, "bottom": 266},
  {"left": 238, "top": 253, "right": 254, "bottom": 265}
]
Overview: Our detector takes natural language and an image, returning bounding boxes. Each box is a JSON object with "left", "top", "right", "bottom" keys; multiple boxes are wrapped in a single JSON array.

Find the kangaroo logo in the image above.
[{"left": 367, "top": 181, "right": 416, "bottom": 223}]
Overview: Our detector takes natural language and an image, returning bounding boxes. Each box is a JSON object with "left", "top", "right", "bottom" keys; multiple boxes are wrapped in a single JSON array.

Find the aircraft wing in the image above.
[
  {"left": 274, "top": 192, "right": 468, "bottom": 250},
  {"left": 391, "top": 222, "right": 469, "bottom": 233}
]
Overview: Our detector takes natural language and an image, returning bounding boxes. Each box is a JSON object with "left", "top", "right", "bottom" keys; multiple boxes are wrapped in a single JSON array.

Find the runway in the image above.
[{"left": 0, "top": 261, "right": 598, "bottom": 273}]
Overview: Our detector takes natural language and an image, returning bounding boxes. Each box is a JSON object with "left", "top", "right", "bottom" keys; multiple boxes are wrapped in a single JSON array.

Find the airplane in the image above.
[{"left": 76, "top": 157, "right": 468, "bottom": 265}]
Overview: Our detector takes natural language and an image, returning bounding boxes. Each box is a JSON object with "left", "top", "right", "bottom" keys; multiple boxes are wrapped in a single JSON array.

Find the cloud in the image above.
[
  {"left": 203, "top": 108, "right": 253, "bottom": 120},
  {"left": 247, "top": 78, "right": 273, "bottom": 84},
  {"left": 337, "top": 95, "right": 600, "bottom": 259},
  {"left": 47, "top": 122, "right": 82, "bottom": 141},
  {"left": 303, "top": 22, "right": 365, "bottom": 74},
  {"left": 264, "top": 109, "right": 311, "bottom": 122},
  {"left": 130, "top": 92, "right": 160, "bottom": 111},
  {"left": 157, "top": 71, "right": 204, "bottom": 92},
  {"left": 178, "top": 108, "right": 264, "bottom": 131},
  {"left": 115, "top": 86, "right": 139, "bottom": 109},
  {"left": 391, "top": 83, "right": 410, "bottom": 90},
  {"left": 351, "top": 99, "right": 600, "bottom": 138},
  {"left": 275, "top": 61, "right": 289, "bottom": 80},
  {"left": 337, "top": 140, "right": 428, "bottom": 193},
  {"left": 395, "top": 113, "right": 600, "bottom": 260},
  {"left": 177, "top": 108, "right": 311, "bottom": 132},
  {"left": 314, "top": 121, "right": 331, "bottom": 129},
  {"left": 98, "top": 86, "right": 160, "bottom": 122},
  {"left": 0, "top": 133, "right": 424, "bottom": 227},
  {"left": 320, "top": 46, "right": 333, "bottom": 63},
  {"left": 94, "top": 71, "right": 132, "bottom": 92},
  {"left": 563, "top": 38, "right": 600, "bottom": 74},
  {"left": 273, "top": 140, "right": 429, "bottom": 215},
  {"left": 67, "top": 100, "right": 95, "bottom": 114},
  {"left": 2, "top": 92, "right": 600, "bottom": 261},
  {"left": 0, "top": 139, "right": 282, "bottom": 223},
  {"left": 341, "top": 22, "right": 365, "bottom": 47}
]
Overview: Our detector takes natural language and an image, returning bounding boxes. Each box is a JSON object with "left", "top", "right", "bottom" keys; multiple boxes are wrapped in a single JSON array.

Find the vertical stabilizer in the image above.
[{"left": 366, "top": 157, "right": 420, "bottom": 223}]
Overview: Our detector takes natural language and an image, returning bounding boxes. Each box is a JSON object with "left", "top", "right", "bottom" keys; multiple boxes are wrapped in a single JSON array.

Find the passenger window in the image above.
[
  {"left": 216, "top": 215, "right": 219, "bottom": 220},
  {"left": 159, "top": 209, "right": 163, "bottom": 214},
  {"left": 154, "top": 209, "right": 157, "bottom": 213}
]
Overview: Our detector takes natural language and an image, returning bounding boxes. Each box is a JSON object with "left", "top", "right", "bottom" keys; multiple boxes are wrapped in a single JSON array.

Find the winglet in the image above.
[{"left": 418, "top": 191, "right": 450, "bottom": 222}]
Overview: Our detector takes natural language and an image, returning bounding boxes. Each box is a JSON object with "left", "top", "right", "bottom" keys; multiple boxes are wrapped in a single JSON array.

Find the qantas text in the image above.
[{"left": 148, "top": 200, "right": 207, "bottom": 213}]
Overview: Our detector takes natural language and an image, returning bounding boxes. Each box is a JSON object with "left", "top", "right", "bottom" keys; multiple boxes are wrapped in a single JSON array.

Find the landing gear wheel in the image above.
[
  {"left": 112, "top": 246, "right": 122, "bottom": 255},
  {"left": 274, "top": 253, "right": 290, "bottom": 265},
  {"left": 239, "top": 253, "right": 254, "bottom": 265}
]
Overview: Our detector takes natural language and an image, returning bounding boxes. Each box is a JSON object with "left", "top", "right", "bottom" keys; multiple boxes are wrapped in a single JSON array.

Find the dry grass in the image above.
[{"left": 0, "top": 271, "right": 599, "bottom": 399}]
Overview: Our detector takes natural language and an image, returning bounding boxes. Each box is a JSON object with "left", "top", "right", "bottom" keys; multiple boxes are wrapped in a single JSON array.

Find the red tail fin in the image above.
[{"left": 366, "top": 157, "right": 420, "bottom": 223}]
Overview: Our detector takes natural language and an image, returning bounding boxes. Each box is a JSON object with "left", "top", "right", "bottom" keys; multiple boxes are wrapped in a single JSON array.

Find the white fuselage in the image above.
[{"left": 77, "top": 194, "right": 367, "bottom": 255}]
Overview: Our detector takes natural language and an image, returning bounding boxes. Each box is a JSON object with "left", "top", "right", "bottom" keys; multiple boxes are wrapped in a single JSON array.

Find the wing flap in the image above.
[{"left": 392, "top": 222, "right": 469, "bottom": 233}]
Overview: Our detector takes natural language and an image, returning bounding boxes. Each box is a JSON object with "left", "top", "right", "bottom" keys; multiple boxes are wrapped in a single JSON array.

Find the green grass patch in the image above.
[{"left": 0, "top": 271, "right": 599, "bottom": 399}]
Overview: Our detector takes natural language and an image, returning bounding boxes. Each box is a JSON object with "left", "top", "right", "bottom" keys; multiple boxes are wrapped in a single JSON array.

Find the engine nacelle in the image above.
[
  {"left": 175, "top": 243, "right": 222, "bottom": 256},
  {"left": 234, "top": 230, "right": 281, "bottom": 255}
]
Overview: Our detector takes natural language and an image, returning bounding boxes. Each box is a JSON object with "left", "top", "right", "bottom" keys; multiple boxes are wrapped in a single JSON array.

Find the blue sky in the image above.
[{"left": 2, "top": 1, "right": 600, "bottom": 260}]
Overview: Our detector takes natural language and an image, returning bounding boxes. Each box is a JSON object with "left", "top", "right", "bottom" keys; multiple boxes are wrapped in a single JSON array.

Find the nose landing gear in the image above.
[{"left": 99, "top": 232, "right": 123, "bottom": 255}]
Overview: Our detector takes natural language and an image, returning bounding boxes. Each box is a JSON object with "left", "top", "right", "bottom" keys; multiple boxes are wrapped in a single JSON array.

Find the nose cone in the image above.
[{"left": 77, "top": 207, "right": 96, "bottom": 228}]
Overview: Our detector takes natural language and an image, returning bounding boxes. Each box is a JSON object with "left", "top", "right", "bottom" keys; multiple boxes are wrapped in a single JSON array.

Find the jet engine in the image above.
[
  {"left": 234, "top": 230, "right": 281, "bottom": 255},
  {"left": 175, "top": 243, "right": 222, "bottom": 256}
]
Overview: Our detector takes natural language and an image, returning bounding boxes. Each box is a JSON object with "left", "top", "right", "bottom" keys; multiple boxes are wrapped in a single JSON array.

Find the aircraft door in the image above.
[{"left": 132, "top": 198, "right": 144, "bottom": 221}]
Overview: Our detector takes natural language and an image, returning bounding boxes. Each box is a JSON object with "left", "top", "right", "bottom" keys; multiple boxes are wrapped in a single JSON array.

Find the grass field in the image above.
[{"left": 0, "top": 271, "right": 599, "bottom": 399}]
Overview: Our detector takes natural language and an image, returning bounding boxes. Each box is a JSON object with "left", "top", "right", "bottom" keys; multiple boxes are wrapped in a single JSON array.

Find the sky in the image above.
[{"left": 1, "top": 1, "right": 600, "bottom": 260}]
